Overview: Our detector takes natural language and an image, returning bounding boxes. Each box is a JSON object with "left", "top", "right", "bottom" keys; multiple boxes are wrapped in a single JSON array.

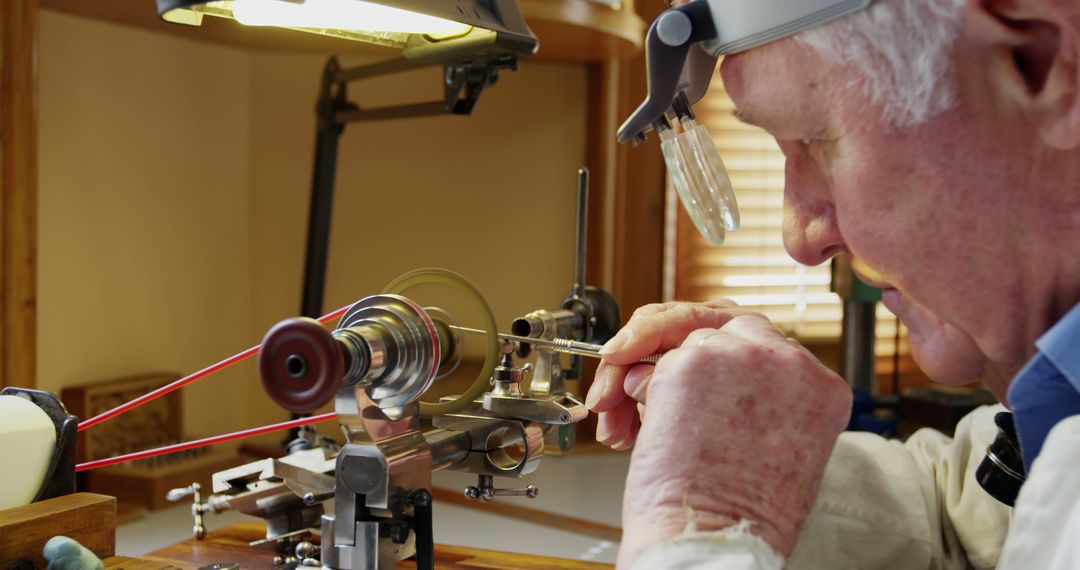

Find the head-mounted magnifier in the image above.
[{"left": 619, "top": 0, "right": 871, "bottom": 245}]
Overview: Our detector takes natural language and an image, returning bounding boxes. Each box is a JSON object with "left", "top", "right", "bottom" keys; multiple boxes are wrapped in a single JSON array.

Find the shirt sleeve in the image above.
[
  {"left": 630, "top": 520, "right": 785, "bottom": 570},
  {"left": 997, "top": 414, "right": 1080, "bottom": 570},
  {"left": 628, "top": 405, "right": 1011, "bottom": 570}
]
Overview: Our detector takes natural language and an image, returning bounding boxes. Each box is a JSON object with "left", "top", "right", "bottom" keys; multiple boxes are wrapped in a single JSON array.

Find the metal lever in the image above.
[
  {"left": 166, "top": 482, "right": 207, "bottom": 539},
  {"left": 571, "top": 167, "right": 589, "bottom": 303},
  {"left": 566, "top": 167, "right": 591, "bottom": 381},
  {"left": 464, "top": 474, "right": 539, "bottom": 502}
]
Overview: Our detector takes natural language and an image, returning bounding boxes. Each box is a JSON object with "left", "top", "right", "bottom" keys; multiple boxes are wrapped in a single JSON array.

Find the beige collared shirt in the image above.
[{"left": 632, "top": 405, "right": 1012, "bottom": 569}]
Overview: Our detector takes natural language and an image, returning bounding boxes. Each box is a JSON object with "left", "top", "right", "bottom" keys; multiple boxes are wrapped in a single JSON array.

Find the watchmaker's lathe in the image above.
[{"left": 168, "top": 169, "right": 621, "bottom": 570}]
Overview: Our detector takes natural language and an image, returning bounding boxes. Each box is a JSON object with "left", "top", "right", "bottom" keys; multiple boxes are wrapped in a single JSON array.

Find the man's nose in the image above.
[{"left": 782, "top": 162, "right": 845, "bottom": 266}]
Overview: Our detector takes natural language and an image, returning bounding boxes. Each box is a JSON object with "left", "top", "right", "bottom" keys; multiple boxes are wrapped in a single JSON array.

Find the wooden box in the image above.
[
  {"left": 61, "top": 373, "right": 182, "bottom": 465},
  {"left": 61, "top": 374, "right": 244, "bottom": 510},
  {"left": 0, "top": 493, "right": 115, "bottom": 568}
]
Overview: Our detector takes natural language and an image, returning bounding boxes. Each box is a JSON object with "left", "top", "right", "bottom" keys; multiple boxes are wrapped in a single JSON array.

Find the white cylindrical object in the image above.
[{"left": 0, "top": 395, "right": 57, "bottom": 510}]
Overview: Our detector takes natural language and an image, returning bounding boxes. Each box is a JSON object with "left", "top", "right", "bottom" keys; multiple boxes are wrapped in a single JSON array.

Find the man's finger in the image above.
[
  {"left": 611, "top": 416, "right": 639, "bottom": 451},
  {"left": 601, "top": 305, "right": 762, "bottom": 365},
  {"left": 623, "top": 365, "right": 654, "bottom": 403},
  {"left": 716, "top": 313, "right": 788, "bottom": 343},
  {"left": 625, "top": 299, "right": 738, "bottom": 326},
  {"left": 586, "top": 361, "right": 632, "bottom": 412},
  {"left": 683, "top": 327, "right": 726, "bottom": 347},
  {"left": 679, "top": 315, "right": 785, "bottom": 351},
  {"left": 596, "top": 398, "right": 637, "bottom": 446}
]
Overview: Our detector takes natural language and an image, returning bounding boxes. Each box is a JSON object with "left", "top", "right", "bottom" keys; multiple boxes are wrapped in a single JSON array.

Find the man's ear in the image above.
[{"left": 968, "top": 0, "right": 1080, "bottom": 149}]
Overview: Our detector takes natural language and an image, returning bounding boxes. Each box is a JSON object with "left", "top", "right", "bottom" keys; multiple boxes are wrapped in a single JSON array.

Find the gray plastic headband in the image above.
[{"left": 703, "top": 0, "right": 871, "bottom": 55}]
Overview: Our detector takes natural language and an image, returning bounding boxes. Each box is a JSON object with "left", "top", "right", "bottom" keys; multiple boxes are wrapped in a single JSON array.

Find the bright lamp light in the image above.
[
  {"left": 227, "top": 0, "right": 472, "bottom": 37},
  {"left": 157, "top": 0, "right": 538, "bottom": 60}
]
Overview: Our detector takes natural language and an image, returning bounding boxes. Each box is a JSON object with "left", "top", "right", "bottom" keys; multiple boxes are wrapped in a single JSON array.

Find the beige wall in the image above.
[
  {"left": 38, "top": 10, "right": 588, "bottom": 439},
  {"left": 38, "top": 11, "right": 255, "bottom": 435}
]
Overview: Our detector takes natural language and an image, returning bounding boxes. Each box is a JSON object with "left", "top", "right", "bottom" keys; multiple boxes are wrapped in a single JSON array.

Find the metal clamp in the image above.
[{"left": 483, "top": 391, "right": 587, "bottom": 425}]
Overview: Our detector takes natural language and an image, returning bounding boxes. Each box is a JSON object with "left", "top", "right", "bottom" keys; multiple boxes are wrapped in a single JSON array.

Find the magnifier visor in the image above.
[
  {"left": 618, "top": 0, "right": 873, "bottom": 246},
  {"left": 658, "top": 112, "right": 740, "bottom": 246}
]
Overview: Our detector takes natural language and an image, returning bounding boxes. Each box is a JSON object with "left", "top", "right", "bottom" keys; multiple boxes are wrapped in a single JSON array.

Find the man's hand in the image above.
[{"left": 585, "top": 301, "right": 852, "bottom": 565}]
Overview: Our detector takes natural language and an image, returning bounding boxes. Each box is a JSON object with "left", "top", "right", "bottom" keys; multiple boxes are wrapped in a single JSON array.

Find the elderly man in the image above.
[{"left": 587, "top": 0, "right": 1080, "bottom": 567}]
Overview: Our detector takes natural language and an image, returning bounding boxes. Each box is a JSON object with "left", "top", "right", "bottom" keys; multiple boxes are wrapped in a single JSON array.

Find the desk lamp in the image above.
[{"left": 157, "top": 0, "right": 537, "bottom": 63}]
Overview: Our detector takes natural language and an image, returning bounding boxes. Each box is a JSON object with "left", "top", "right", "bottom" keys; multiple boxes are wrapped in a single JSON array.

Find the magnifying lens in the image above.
[{"left": 656, "top": 94, "right": 739, "bottom": 246}]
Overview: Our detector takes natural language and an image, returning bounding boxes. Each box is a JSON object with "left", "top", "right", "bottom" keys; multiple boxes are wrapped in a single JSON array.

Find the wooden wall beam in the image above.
[
  {"left": 585, "top": 0, "right": 668, "bottom": 323},
  {"left": 577, "top": 2, "right": 667, "bottom": 444},
  {"left": 1, "top": 0, "right": 39, "bottom": 388}
]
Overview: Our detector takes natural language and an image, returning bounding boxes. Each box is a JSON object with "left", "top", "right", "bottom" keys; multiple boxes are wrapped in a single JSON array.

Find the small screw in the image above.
[
  {"left": 411, "top": 489, "right": 432, "bottom": 508},
  {"left": 388, "top": 524, "right": 409, "bottom": 544},
  {"left": 295, "top": 541, "right": 319, "bottom": 559}
]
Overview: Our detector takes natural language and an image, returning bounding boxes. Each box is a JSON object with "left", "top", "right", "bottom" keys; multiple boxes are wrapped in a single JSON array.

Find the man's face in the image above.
[{"left": 720, "top": 37, "right": 1033, "bottom": 399}]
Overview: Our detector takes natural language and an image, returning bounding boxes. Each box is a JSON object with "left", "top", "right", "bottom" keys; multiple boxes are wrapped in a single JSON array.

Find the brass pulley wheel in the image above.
[{"left": 381, "top": 268, "right": 499, "bottom": 416}]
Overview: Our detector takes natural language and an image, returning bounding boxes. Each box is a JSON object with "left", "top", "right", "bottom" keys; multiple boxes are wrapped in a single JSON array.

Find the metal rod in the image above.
[
  {"left": 572, "top": 167, "right": 589, "bottom": 300},
  {"left": 333, "top": 58, "right": 429, "bottom": 83},
  {"left": 335, "top": 102, "right": 449, "bottom": 124},
  {"left": 448, "top": 325, "right": 661, "bottom": 365},
  {"left": 301, "top": 125, "right": 341, "bottom": 318},
  {"left": 841, "top": 298, "right": 877, "bottom": 394},
  {"left": 302, "top": 58, "right": 346, "bottom": 319}
]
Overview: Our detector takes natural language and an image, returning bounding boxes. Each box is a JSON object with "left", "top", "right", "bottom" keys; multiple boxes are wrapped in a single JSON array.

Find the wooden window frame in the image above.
[{"left": 1, "top": 0, "right": 39, "bottom": 389}]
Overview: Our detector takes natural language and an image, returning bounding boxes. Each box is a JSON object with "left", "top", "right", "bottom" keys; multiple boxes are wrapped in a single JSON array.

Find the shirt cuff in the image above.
[{"left": 630, "top": 520, "right": 786, "bottom": 570}]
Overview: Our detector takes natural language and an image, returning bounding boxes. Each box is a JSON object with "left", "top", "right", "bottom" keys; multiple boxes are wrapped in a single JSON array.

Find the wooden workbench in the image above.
[{"left": 104, "top": 522, "right": 613, "bottom": 569}]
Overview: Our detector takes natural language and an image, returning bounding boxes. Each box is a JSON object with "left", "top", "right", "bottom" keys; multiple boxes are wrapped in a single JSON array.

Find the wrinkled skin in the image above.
[
  {"left": 592, "top": 302, "right": 851, "bottom": 563},
  {"left": 593, "top": 0, "right": 1080, "bottom": 565}
]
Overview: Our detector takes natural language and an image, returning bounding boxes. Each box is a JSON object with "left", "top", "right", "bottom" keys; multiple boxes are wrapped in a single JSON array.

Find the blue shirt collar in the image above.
[
  {"left": 1008, "top": 302, "right": 1080, "bottom": 470},
  {"left": 1035, "top": 301, "right": 1080, "bottom": 386}
]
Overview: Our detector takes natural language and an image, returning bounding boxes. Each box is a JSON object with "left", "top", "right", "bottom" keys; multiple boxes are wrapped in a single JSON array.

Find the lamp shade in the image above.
[{"left": 157, "top": 0, "right": 538, "bottom": 62}]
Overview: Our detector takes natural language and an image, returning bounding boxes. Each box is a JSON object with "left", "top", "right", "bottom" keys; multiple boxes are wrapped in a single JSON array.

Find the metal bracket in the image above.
[
  {"left": 443, "top": 56, "right": 517, "bottom": 115},
  {"left": 482, "top": 391, "right": 587, "bottom": 425}
]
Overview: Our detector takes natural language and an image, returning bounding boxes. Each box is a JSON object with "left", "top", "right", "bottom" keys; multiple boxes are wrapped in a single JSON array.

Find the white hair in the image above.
[{"left": 795, "top": 0, "right": 965, "bottom": 128}]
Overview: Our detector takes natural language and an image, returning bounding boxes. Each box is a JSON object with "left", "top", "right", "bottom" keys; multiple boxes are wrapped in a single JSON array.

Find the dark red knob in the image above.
[{"left": 259, "top": 317, "right": 344, "bottom": 414}]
